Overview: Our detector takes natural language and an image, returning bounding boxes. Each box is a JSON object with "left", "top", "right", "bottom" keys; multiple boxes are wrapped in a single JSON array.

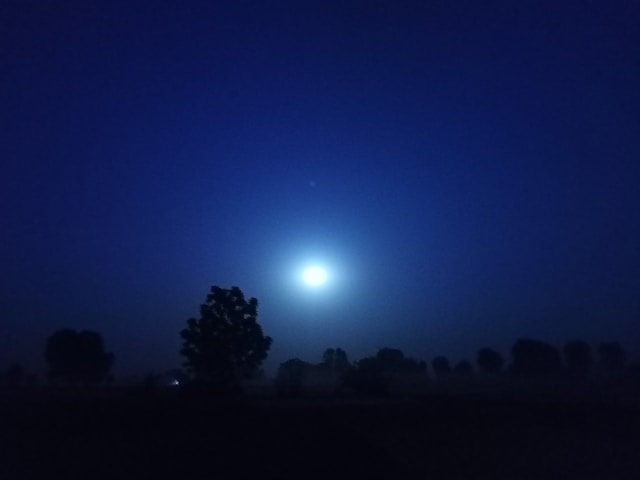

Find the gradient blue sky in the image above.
[{"left": 2, "top": 0, "right": 639, "bottom": 376}]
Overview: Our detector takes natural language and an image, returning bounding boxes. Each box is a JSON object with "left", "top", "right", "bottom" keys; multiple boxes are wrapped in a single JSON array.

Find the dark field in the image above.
[{"left": 1, "top": 390, "right": 639, "bottom": 479}]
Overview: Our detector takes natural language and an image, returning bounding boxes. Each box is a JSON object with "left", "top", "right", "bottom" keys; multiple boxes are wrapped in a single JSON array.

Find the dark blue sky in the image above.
[{"left": 2, "top": 1, "right": 639, "bottom": 376}]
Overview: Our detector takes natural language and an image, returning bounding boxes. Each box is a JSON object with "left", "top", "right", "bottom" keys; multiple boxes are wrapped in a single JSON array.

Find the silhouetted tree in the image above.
[
  {"left": 343, "top": 348, "right": 427, "bottom": 395},
  {"left": 477, "top": 348, "right": 505, "bottom": 373},
  {"left": 321, "top": 347, "right": 350, "bottom": 374},
  {"left": 312, "top": 348, "right": 351, "bottom": 389},
  {"left": 563, "top": 341, "right": 593, "bottom": 375},
  {"left": 343, "top": 356, "right": 387, "bottom": 395},
  {"left": 375, "top": 348, "right": 426, "bottom": 374},
  {"left": 180, "top": 286, "right": 272, "bottom": 390},
  {"left": 376, "top": 348, "right": 405, "bottom": 369},
  {"left": 432, "top": 356, "right": 451, "bottom": 378},
  {"left": 45, "top": 329, "right": 114, "bottom": 385},
  {"left": 511, "top": 338, "right": 562, "bottom": 376},
  {"left": 275, "top": 358, "right": 311, "bottom": 397},
  {"left": 453, "top": 360, "right": 473, "bottom": 376},
  {"left": 322, "top": 348, "right": 335, "bottom": 365},
  {"left": 597, "top": 342, "right": 626, "bottom": 372}
]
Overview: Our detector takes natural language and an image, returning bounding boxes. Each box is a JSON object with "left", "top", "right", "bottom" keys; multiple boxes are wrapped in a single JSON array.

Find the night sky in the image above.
[{"left": 2, "top": 1, "right": 639, "bottom": 377}]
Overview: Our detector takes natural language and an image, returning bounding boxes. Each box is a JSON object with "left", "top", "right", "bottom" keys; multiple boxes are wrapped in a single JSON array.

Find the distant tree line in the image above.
[
  {"left": 275, "top": 339, "right": 631, "bottom": 397},
  {"left": 2, "top": 285, "right": 634, "bottom": 395}
]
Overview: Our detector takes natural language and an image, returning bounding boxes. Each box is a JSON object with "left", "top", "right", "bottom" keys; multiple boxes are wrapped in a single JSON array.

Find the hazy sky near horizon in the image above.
[{"left": 2, "top": 0, "right": 639, "bottom": 376}]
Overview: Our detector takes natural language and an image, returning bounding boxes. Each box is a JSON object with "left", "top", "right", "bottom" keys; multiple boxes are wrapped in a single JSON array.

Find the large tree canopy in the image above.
[{"left": 180, "top": 286, "right": 272, "bottom": 388}]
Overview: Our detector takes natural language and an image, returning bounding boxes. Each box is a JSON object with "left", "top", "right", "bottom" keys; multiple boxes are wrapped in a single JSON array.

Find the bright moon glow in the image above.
[{"left": 302, "top": 266, "right": 328, "bottom": 287}]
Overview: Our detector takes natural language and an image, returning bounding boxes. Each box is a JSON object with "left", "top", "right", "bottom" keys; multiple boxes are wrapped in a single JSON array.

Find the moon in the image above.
[{"left": 302, "top": 265, "right": 328, "bottom": 287}]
